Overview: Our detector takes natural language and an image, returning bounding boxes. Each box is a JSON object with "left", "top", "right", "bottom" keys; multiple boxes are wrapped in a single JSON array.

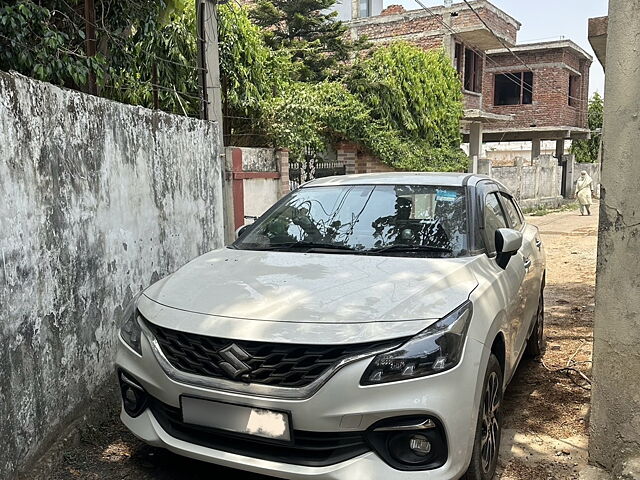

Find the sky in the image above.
[{"left": 382, "top": 0, "right": 609, "bottom": 96}]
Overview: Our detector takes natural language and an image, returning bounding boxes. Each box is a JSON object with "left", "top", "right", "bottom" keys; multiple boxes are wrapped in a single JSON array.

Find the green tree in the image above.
[
  {"left": 0, "top": 0, "right": 201, "bottom": 115},
  {"left": 346, "top": 43, "right": 464, "bottom": 151},
  {"left": 105, "top": 3, "right": 201, "bottom": 116},
  {"left": 263, "top": 44, "right": 468, "bottom": 172},
  {"left": 249, "top": 0, "right": 365, "bottom": 82},
  {"left": 218, "top": 3, "right": 292, "bottom": 145},
  {"left": 570, "top": 92, "right": 604, "bottom": 163},
  {"left": 0, "top": 1, "right": 107, "bottom": 89}
]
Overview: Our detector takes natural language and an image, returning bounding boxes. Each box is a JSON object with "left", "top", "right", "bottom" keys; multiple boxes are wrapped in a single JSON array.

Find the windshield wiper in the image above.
[
  {"left": 367, "top": 245, "right": 453, "bottom": 255},
  {"left": 253, "top": 242, "right": 359, "bottom": 253}
]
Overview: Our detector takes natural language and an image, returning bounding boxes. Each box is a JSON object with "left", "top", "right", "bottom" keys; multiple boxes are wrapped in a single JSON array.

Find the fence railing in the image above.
[{"left": 289, "top": 160, "right": 346, "bottom": 190}]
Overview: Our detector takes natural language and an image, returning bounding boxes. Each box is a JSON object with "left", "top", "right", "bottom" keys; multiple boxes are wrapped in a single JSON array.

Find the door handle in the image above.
[
  {"left": 535, "top": 238, "right": 542, "bottom": 249},
  {"left": 523, "top": 258, "right": 532, "bottom": 270}
]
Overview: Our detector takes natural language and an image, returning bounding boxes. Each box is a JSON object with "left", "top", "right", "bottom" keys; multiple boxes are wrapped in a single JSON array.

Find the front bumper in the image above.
[{"left": 116, "top": 332, "right": 490, "bottom": 480}]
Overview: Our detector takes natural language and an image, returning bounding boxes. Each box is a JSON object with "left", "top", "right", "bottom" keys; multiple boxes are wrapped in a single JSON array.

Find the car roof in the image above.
[{"left": 301, "top": 172, "right": 493, "bottom": 188}]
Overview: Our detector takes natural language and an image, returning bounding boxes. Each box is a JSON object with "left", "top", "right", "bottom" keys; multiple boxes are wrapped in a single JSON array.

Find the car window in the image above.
[
  {"left": 484, "top": 193, "right": 508, "bottom": 254},
  {"left": 234, "top": 185, "right": 469, "bottom": 257},
  {"left": 501, "top": 193, "right": 524, "bottom": 230}
]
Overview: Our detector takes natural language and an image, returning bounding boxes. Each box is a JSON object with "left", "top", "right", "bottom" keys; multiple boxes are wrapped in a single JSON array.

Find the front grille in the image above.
[
  {"left": 149, "top": 397, "right": 370, "bottom": 467},
  {"left": 146, "top": 321, "right": 404, "bottom": 388}
]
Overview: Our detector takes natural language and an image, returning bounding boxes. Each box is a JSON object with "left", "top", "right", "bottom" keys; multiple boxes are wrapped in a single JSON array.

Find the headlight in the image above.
[
  {"left": 120, "top": 292, "right": 143, "bottom": 355},
  {"left": 361, "top": 301, "right": 472, "bottom": 385}
]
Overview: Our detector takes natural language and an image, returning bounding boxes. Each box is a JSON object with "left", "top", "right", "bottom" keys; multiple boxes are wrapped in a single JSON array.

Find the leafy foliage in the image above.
[
  {"left": 105, "top": 3, "right": 200, "bottom": 116},
  {"left": 0, "top": 2, "right": 466, "bottom": 171},
  {"left": 218, "top": 3, "right": 294, "bottom": 145},
  {"left": 264, "top": 43, "right": 467, "bottom": 171},
  {"left": 570, "top": 92, "right": 603, "bottom": 163},
  {"left": 0, "top": 0, "right": 201, "bottom": 115},
  {"left": 346, "top": 43, "right": 464, "bottom": 150},
  {"left": 0, "top": 1, "right": 106, "bottom": 88},
  {"left": 219, "top": 3, "right": 290, "bottom": 113},
  {"left": 250, "top": 0, "right": 366, "bottom": 82}
]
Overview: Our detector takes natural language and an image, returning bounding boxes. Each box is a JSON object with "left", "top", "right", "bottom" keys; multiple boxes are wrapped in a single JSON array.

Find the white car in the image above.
[{"left": 116, "top": 173, "right": 546, "bottom": 480}]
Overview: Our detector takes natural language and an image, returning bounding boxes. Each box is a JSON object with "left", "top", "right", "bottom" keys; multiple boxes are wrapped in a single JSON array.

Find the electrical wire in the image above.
[{"left": 462, "top": 0, "right": 586, "bottom": 106}]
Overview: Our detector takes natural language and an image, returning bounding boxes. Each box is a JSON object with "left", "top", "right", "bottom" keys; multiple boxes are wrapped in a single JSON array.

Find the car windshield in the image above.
[{"left": 233, "top": 185, "right": 469, "bottom": 257}]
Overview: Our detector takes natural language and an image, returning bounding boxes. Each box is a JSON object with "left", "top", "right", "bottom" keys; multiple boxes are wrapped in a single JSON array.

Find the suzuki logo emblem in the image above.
[{"left": 218, "top": 344, "right": 252, "bottom": 380}]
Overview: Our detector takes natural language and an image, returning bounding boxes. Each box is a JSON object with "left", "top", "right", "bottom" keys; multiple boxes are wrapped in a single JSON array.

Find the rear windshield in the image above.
[{"left": 233, "top": 185, "right": 469, "bottom": 257}]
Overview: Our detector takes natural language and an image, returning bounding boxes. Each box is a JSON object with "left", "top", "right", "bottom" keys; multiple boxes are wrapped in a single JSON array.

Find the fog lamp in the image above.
[
  {"left": 118, "top": 370, "right": 148, "bottom": 418},
  {"left": 409, "top": 435, "right": 432, "bottom": 455}
]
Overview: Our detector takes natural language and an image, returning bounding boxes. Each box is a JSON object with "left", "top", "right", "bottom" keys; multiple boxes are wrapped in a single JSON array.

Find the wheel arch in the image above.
[{"left": 490, "top": 332, "right": 506, "bottom": 385}]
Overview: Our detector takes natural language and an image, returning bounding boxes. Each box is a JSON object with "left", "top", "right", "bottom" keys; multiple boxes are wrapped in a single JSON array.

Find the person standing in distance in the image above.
[{"left": 575, "top": 171, "right": 593, "bottom": 216}]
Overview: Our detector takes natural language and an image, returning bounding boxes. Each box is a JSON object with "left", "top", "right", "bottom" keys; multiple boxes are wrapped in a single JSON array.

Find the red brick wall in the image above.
[
  {"left": 349, "top": 3, "right": 517, "bottom": 49},
  {"left": 482, "top": 47, "right": 591, "bottom": 129},
  {"left": 355, "top": 152, "right": 397, "bottom": 173},
  {"left": 450, "top": 6, "right": 518, "bottom": 45},
  {"left": 463, "top": 90, "right": 482, "bottom": 110},
  {"left": 337, "top": 143, "right": 398, "bottom": 173},
  {"left": 352, "top": 14, "right": 443, "bottom": 47}
]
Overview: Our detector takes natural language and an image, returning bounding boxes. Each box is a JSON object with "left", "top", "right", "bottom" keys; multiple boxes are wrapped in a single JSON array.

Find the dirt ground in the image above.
[
  {"left": 23, "top": 205, "right": 598, "bottom": 480},
  {"left": 497, "top": 204, "right": 598, "bottom": 480}
]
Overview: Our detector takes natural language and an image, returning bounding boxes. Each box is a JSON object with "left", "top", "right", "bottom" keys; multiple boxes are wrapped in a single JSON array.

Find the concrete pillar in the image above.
[
  {"left": 531, "top": 137, "right": 541, "bottom": 161},
  {"left": 336, "top": 142, "right": 358, "bottom": 174},
  {"left": 222, "top": 147, "right": 236, "bottom": 245},
  {"left": 563, "top": 154, "right": 576, "bottom": 198},
  {"left": 555, "top": 139, "right": 565, "bottom": 162},
  {"left": 590, "top": 0, "right": 640, "bottom": 474},
  {"left": 276, "top": 149, "right": 290, "bottom": 198},
  {"left": 477, "top": 158, "right": 492, "bottom": 177},
  {"left": 442, "top": 11, "right": 455, "bottom": 61},
  {"left": 469, "top": 122, "right": 483, "bottom": 173}
]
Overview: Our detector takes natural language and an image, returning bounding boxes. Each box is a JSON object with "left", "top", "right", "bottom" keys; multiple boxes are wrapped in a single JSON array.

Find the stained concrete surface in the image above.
[
  {"left": 0, "top": 71, "right": 224, "bottom": 479},
  {"left": 590, "top": 0, "right": 640, "bottom": 473}
]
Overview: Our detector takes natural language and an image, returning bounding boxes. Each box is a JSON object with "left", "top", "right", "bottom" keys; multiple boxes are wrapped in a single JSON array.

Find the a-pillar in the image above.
[
  {"left": 468, "top": 122, "right": 483, "bottom": 173},
  {"left": 531, "top": 137, "right": 542, "bottom": 162},
  {"left": 591, "top": 0, "right": 640, "bottom": 474}
]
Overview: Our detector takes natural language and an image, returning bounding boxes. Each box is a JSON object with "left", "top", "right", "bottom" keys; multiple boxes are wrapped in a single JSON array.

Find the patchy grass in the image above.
[{"left": 524, "top": 202, "right": 580, "bottom": 217}]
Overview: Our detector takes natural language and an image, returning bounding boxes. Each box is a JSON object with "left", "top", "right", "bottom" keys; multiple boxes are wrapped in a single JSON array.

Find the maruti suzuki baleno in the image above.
[{"left": 116, "top": 173, "right": 546, "bottom": 480}]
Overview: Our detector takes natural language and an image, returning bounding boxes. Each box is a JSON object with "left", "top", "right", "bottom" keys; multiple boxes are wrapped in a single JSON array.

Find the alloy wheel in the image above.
[{"left": 480, "top": 371, "right": 501, "bottom": 474}]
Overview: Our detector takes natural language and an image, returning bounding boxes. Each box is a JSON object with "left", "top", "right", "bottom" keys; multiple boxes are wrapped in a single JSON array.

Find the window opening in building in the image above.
[
  {"left": 359, "top": 0, "right": 371, "bottom": 17},
  {"left": 464, "top": 48, "right": 482, "bottom": 93},
  {"left": 454, "top": 43, "right": 464, "bottom": 78},
  {"left": 569, "top": 75, "right": 580, "bottom": 107},
  {"left": 494, "top": 71, "right": 533, "bottom": 105}
]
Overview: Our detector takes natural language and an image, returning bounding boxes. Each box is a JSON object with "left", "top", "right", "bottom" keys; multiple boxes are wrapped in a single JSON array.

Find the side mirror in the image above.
[
  {"left": 495, "top": 228, "right": 522, "bottom": 269},
  {"left": 235, "top": 224, "right": 251, "bottom": 239}
]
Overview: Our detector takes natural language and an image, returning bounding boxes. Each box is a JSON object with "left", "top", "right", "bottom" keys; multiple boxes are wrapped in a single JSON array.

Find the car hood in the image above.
[{"left": 142, "top": 248, "right": 478, "bottom": 326}]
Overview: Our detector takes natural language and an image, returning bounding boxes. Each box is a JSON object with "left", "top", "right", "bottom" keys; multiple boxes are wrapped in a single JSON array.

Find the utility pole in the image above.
[
  {"left": 196, "top": 0, "right": 224, "bottom": 135},
  {"left": 196, "top": 0, "right": 232, "bottom": 243},
  {"left": 84, "top": 0, "right": 97, "bottom": 95}
]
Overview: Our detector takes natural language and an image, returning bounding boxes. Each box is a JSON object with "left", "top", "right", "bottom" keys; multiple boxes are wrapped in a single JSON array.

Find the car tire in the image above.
[
  {"left": 462, "top": 354, "right": 503, "bottom": 480},
  {"left": 525, "top": 290, "right": 545, "bottom": 358}
]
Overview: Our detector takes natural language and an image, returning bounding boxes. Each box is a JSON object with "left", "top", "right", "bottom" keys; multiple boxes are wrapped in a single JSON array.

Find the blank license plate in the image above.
[{"left": 181, "top": 396, "right": 292, "bottom": 442}]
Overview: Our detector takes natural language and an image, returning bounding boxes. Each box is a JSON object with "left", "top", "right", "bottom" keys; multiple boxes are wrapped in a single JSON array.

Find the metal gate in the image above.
[{"left": 289, "top": 147, "right": 346, "bottom": 190}]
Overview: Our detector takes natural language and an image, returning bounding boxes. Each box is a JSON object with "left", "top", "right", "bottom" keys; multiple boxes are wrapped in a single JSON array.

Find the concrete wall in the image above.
[
  {"left": 240, "top": 148, "right": 281, "bottom": 220},
  {"left": 479, "top": 155, "right": 564, "bottom": 209},
  {"left": 226, "top": 147, "right": 289, "bottom": 233},
  {"left": 0, "top": 72, "right": 224, "bottom": 478},
  {"left": 590, "top": 0, "right": 640, "bottom": 473}
]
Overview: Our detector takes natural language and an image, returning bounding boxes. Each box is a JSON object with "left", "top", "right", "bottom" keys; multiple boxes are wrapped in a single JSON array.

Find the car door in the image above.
[
  {"left": 498, "top": 192, "right": 539, "bottom": 356},
  {"left": 480, "top": 185, "right": 526, "bottom": 378}
]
